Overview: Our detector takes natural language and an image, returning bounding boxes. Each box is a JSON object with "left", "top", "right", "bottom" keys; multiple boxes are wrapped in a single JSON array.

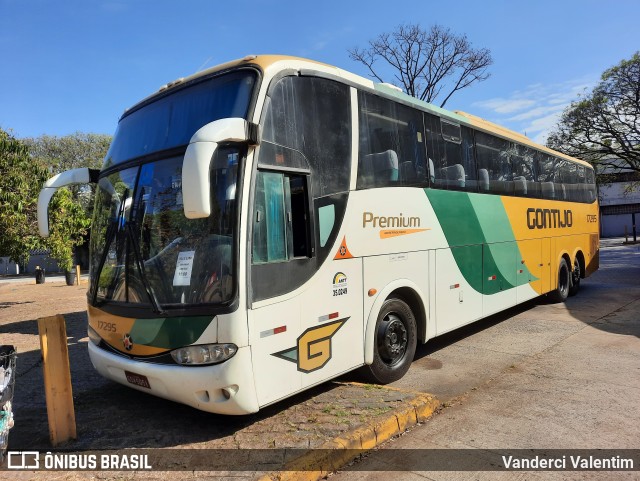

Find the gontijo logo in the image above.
[{"left": 272, "top": 317, "right": 349, "bottom": 373}]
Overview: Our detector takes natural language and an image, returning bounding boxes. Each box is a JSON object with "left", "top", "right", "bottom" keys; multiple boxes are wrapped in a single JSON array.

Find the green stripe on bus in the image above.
[
  {"left": 129, "top": 316, "right": 213, "bottom": 349},
  {"left": 425, "top": 189, "right": 535, "bottom": 294}
]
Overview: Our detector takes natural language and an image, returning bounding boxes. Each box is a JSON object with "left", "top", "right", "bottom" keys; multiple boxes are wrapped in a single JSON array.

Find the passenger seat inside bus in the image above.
[
  {"left": 399, "top": 161, "right": 418, "bottom": 184},
  {"left": 541, "top": 181, "right": 555, "bottom": 199},
  {"left": 514, "top": 176, "right": 527, "bottom": 196},
  {"left": 362, "top": 150, "right": 398, "bottom": 186},
  {"left": 439, "top": 164, "right": 465, "bottom": 188},
  {"left": 478, "top": 168, "right": 490, "bottom": 192}
]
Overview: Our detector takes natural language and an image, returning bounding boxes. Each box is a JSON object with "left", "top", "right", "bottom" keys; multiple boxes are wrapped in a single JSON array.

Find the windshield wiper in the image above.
[
  {"left": 90, "top": 220, "right": 118, "bottom": 306},
  {"left": 91, "top": 188, "right": 130, "bottom": 306},
  {"left": 126, "top": 221, "right": 166, "bottom": 315}
]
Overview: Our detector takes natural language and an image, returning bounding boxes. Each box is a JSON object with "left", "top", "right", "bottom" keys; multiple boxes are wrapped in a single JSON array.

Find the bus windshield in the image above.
[
  {"left": 104, "top": 70, "right": 257, "bottom": 167},
  {"left": 90, "top": 148, "right": 241, "bottom": 309}
]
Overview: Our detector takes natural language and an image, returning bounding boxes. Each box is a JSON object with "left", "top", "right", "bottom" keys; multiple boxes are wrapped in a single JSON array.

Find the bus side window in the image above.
[
  {"left": 536, "top": 154, "right": 554, "bottom": 199},
  {"left": 252, "top": 170, "right": 311, "bottom": 264},
  {"left": 475, "top": 131, "right": 513, "bottom": 195},
  {"left": 554, "top": 159, "right": 570, "bottom": 201},
  {"left": 461, "top": 126, "right": 478, "bottom": 191},
  {"left": 512, "top": 145, "right": 539, "bottom": 198},
  {"left": 357, "top": 91, "right": 426, "bottom": 189},
  {"left": 424, "top": 113, "right": 446, "bottom": 188},
  {"left": 252, "top": 171, "right": 287, "bottom": 264},
  {"left": 585, "top": 167, "right": 597, "bottom": 203},
  {"left": 439, "top": 120, "right": 465, "bottom": 190}
]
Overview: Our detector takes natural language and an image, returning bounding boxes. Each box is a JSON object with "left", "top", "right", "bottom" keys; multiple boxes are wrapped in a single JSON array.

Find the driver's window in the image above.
[{"left": 252, "top": 170, "right": 311, "bottom": 265}]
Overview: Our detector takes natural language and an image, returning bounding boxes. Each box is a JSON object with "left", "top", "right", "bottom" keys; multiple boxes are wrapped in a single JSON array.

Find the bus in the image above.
[{"left": 37, "top": 55, "right": 599, "bottom": 415}]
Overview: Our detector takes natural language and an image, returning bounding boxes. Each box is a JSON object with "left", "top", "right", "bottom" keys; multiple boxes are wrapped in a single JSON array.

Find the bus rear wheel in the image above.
[
  {"left": 569, "top": 257, "right": 581, "bottom": 296},
  {"left": 365, "top": 298, "right": 417, "bottom": 384},
  {"left": 549, "top": 258, "right": 571, "bottom": 303}
]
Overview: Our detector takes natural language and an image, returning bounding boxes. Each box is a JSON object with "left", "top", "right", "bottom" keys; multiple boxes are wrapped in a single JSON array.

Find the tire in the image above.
[
  {"left": 568, "top": 257, "right": 581, "bottom": 296},
  {"left": 549, "top": 258, "right": 571, "bottom": 303},
  {"left": 365, "top": 298, "right": 417, "bottom": 384}
]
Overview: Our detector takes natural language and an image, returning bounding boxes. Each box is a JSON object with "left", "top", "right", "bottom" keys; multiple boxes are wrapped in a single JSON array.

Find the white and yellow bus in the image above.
[{"left": 37, "top": 56, "right": 599, "bottom": 415}]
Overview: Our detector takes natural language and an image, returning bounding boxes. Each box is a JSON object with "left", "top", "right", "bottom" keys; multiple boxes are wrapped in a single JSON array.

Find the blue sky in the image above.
[{"left": 1, "top": 0, "right": 638, "bottom": 144}]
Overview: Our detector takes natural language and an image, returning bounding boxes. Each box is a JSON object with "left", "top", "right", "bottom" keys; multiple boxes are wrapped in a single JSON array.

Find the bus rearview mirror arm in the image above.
[
  {"left": 182, "top": 118, "right": 259, "bottom": 219},
  {"left": 38, "top": 168, "right": 100, "bottom": 237}
]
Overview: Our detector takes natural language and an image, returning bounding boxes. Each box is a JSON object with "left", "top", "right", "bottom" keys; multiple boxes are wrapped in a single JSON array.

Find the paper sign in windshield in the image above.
[{"left": 173, "top": 250, "right": 195, "bottom": 286}]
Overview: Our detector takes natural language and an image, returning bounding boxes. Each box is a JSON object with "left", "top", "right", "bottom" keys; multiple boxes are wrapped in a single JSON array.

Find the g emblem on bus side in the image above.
[{"left": 272, "top": 318, "right": 349, "bottom": 373}]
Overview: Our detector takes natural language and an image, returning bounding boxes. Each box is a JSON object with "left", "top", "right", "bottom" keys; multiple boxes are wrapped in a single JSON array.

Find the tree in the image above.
[
  {"left": 348, "top": 23, "right": 492, "bottom": 108},
  {"left": 24, "top": 132, "right": 112, "bottom": 216},
  {"left": 547, "top": 52, "right": 640, "bottom": 176},
  {"left": 45, "top": 188, "right": 91, "bottom": 272},
  {"left": 23, "top": 132, "right": 111, "bottom": 172},
  {"left": 0, "top": 128, "right": 50, "bottom": 264}
]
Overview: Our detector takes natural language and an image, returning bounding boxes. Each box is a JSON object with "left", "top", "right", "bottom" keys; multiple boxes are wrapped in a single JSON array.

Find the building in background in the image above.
[
  {"left": 0, "top": 250, "right": 61, "bottom": 275},
  {"left": 598, "top": 163, "right": 640, "bottom": 239}
]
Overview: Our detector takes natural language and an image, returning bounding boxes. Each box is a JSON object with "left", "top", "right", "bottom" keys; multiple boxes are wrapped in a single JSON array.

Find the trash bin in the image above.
[
  {"left": 35, "top": 266, "right": 46, "bottom": 284},
  {"left": 64, "top": 270, "right": 76, "bottom": 286},
  {"left": 0, "top": 345, "right": 16, "bottom": 463}
]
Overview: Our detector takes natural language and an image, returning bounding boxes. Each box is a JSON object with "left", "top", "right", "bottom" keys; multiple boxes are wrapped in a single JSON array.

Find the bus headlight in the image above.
[{"left": 170, "top": 344, "right": 238, "bottom": 365}]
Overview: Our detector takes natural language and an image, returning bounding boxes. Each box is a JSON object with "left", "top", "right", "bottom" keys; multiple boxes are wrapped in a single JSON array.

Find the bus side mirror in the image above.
[
  {"left": 182, "top": 118, "right": 259, "bottom": 219},
  {"left": 38, "top": 168, "right": 100, "bottom": 237}
]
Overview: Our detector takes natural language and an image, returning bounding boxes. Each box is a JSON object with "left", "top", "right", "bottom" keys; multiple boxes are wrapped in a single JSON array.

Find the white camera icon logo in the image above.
[{"left": 7, "top": 451, "right": 40, "bottom": 469}]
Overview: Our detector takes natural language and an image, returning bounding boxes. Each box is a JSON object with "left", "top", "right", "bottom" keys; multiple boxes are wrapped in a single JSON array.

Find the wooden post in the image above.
[
  {"left": 37, "top": 314, "right": 77, "bottom": 446},
  {"left": 75, "top": 264, "right": 81, "bottom": 285}
]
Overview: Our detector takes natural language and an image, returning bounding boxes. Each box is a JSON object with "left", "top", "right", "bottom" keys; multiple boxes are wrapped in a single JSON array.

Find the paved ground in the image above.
[
  {"left": 1, "top": 238, "right": 638, "bottom": 479},
  {"left": 331, "top": 238, "right": 640, "bottom": 480},
  {"left": 0, "top": 273, "right": 90, "bottom": 285}
]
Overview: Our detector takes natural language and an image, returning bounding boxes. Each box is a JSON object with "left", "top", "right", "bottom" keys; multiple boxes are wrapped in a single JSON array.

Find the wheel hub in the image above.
[
  {"left": 572, "top": 261, "right": 580, "bottom": 284},
  {"left": 378, "top": 314, "right": 408, "bottom": 365}
]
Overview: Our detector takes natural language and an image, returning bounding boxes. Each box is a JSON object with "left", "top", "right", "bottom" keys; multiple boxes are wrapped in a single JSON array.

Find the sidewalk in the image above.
[
  {"left": 331, "top": 242, "right": 640, "bottom": 480},
  {"left": 0, "top": 274, "right": 90, "bottom": 285}
]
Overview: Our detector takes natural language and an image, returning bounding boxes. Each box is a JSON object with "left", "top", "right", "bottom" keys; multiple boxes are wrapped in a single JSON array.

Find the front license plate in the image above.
[{"left": 125, "top": 370, "right": 151, "bottom": 389}]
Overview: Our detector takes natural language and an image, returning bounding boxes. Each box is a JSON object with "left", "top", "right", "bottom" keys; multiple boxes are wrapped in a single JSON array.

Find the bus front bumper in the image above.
[{"left": 88, "top": 342, "right": 259, "bottom": 415}]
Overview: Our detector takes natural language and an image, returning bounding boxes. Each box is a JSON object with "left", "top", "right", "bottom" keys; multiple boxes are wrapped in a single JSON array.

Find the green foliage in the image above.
[
  {"left": 45, "top": 187, "right": 91, "bottom": 271},
  {"left": 24, "top": 132, "right": 112, "bottom": 215},
  {"left": 0, "top": 128, "right": 49, "bottom": 263},
  {"left": 0, "top": 128, "right": 110, "bottom": 268},
  {"left": 23, "top": 132, "right": 112, "bottom": 172},
  {"left": 547, "top": 52, "right": 640, "bottom": 179}
]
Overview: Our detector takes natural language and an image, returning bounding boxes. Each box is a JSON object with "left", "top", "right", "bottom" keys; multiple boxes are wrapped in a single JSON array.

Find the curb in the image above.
[{"left": 257, "top": 385, "right": 440, "bottom": 481}]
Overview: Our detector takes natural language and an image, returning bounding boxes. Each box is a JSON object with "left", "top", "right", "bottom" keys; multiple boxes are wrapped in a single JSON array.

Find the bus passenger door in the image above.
[
  {"left": 248, "top": 170, "right": 363, "bottom": 407},
  {"left": 297, "top": 256, "right": 363, "bottom": 392}
]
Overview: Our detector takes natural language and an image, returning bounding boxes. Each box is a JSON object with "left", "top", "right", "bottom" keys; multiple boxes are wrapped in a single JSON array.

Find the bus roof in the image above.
[{"left": 125, "top": 54, "right": 592, "bottom": 170}]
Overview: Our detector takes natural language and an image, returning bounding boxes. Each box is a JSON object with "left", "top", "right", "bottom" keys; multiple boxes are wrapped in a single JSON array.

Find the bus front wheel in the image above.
[
  {"left": 366, "top": 298, "right": 417, "bottom": 384},
  {"left": 549, "top": 258, "right": 571, "bottom": 303}
]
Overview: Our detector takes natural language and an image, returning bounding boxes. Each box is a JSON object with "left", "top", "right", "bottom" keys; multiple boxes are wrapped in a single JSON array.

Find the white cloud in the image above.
[
  {"left": 507, "top": 105, "right": 564, "bottom": 122},
  {"left": 472, "top": 76, "right": 597, "bottom": 143},
  {"left": 473, "top": 98, "right": 535, "bottom": 114}
]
